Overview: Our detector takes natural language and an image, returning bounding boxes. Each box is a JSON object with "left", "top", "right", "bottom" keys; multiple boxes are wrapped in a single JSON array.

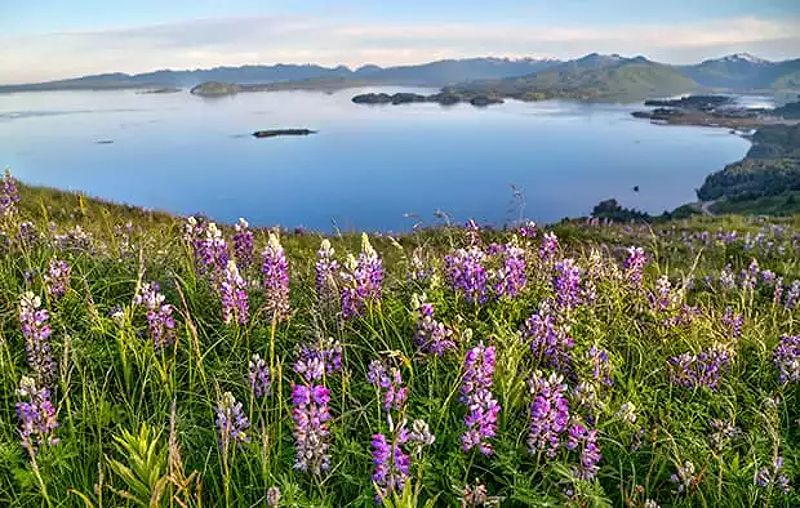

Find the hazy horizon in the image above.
[{"left": 2, "top": 0, "right": 799, "bottom": 84}]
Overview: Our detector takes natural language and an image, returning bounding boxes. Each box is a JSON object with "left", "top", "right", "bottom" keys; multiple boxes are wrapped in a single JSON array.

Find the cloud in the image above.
[{"left": 1, "top": 15, "right": 798, "bottom": 83}]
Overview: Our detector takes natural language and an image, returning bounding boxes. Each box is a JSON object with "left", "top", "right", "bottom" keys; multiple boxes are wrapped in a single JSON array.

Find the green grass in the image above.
[{"left": 1, "top": 182, "right": 799, "bottom": 507}]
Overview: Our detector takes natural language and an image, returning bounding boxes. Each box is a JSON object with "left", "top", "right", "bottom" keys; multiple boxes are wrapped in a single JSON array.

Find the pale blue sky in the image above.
[{"left": 2, "top": 0, "right": 798, "bottom": 83}]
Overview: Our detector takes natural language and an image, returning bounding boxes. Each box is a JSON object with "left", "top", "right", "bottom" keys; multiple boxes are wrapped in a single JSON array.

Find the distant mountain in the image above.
[
  {"left": 680, "top": 53, "right": 800, "bottom": 89},
  {"left": 452, "top": 55, "right": 696, "bottom": 101},
  {"left": 0, "top": 58, "right": 561, "bottom": 92}
]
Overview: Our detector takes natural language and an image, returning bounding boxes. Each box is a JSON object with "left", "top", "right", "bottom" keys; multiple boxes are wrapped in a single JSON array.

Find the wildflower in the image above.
[
  {"left": 315, "top": 239, "right": 339, "bottom": 303},
  {"left": 709, "top": 418, "right": 740, "bottom": 450},
  {"left": 44, "top": 258, "right": 71, "bottom": 300},
  {"left": 718, "top": 265, "right": 735, "bottom": 291},
  {"left": 294, "top": 338, "right": 343, "bottom": 382},
  {"left": 186, "top": 219, "right": 229, "bottom": 278},
  {"left": 340, "top": 234, "right": 384, "bottom": 318},
  {"left": 721, "top": 307, "right": 743, "bottom": 338},
  {"left": 644, "top": 500, "right": 660, "bottom": 508},
  {"left": 133, "top": 282, "right": 177, "bottom": 349},
  {"left": 519, "top": 220, "right": 537, "bottom": 238},
  {"left": 649, "top": 275, "right": 676, "bottom": 312},
  {"left": 464, "top": 219, "right": 481, "bottom": 245},
  {"left": 460, "top": 342, "right": 500, "bottom": 456},
  {"left": 444, "top": 246, "right": 488, "bottom": 304},
  {"left": 407, "top": 419, "right": 436, "bottom": 453},
  {"left": 773, "top": 334, "right": 800, "bottom": 383},
  {"left": 368, "top": 360, "right": 408, "bottom": 412},
  {"left": 670, "top": 461, "right": 696, "bottom": 494},
  {"left": 371, "top": 432, "right": 410, "bottom": 501},
  {"left": 566, "top": 422, "right": 601, "bottom": 480},
  {"left": 784, "top": 280, "right": 800, "bottom": 310},
  {"left": 586, "top": 345, "right": 613, "bottom": 386},
  {"left": 522, "top": 303, "right": 574, "bottom": 377},
  {"left": 492, "top": 239, "right": 527, "bottom": 298},
  {"left": 755, "top": 456, "right": 791, "bottom": 493},
  {"left": 413, "top": 299, "right": 455, "bottom": 356},
  {"left": 16, "top": 376, "right": 59, "bottom": 454},
  {"left": 291, "top": 384, "right": 331, "bottom": 475},
  {"left": 553, "top": 259, "right": 583, "bottom": 310},
  {"left": 0, "top": 169, "right": 19, "bottom": 218},
  {"left": 408, "top": 247, "right": 432, "bottom": 283},
  {"left": 216, "top": 392, "right": 250, "bottom": 453},
  {"left": 527, "top": 370, "right": 570, "bottom": 457},
  {"left": 669, "top": 343, "right": 733, "bottom": 391},
  {"left": 18, "top": 221, "right": 39, "bottom": 244},
  {"left": 539, "top": 232, "right": 559, "bottom": 263},
  {"left": 616, "top": 402, "right": 637, "bottom": 425},
  {"left": 18, "top": 292, "right": 55, "bottom": 384},
  {"left": 248, "top": 354, "right": 271, "bottom": 398},
  {"left": 462, "top": 482, "right": 489, "bottom": 507},
  {"left": 232, "top": 218, "right": 254, "bottom": 269},
  {"left": 740, "top": 259, "right": 760, "bottom": 290},
  {"left": 623, "top": 246, "right": 647, "bottom": 287},
  {"left": 261, "top": 232, "right": 290, "bottom": 321},
  {"left": 220, "top": 260, "right": 249, "bottom": 325},
  {"left": 266, "top": 486, "right": 282, "bottom": 507}
]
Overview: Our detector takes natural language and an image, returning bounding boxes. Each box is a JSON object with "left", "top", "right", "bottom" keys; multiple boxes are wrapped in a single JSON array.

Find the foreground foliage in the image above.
[{"left": 0, "top": 174, "right": 799, "bottom": 507}]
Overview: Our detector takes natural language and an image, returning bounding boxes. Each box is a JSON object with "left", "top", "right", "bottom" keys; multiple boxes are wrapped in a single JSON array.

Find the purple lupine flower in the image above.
[
  {"left": 586, "top": 345, "right": 613, "bottom": 386},
  {"left": 261, "top": 232, "right": 290, "bottom": 321},
  {"left": 784, "top": 280, "right": 800, "bottom": 310},
  {"left": 539, "top": 232, "right": 559, "bottom": 263},
  {"left": 220, "top": 260, "right": 249, "bottom": 325},
  {"left": 44, "top": 258, "right": 71, "bottom": 300},
  {"left": 291, "top": 383, "right": 331, "bottom": 475},
  {"left": 315, "top": 239, "right": 339, "bottom": 304},
  {"left": 670, "top": 461, "right": 697, "bottom": 494},
  {"left": 18, "top": 292, "right": 55, "bottom": 385},
  {"left": 761, "top": 269, "right": 777, "bottom": 286},
  {"left": 16, "top": 376, "right": 59, "bottom": 454},
  {"left": 719, "top": 265, "right": 736, "bottom": 291},
  {"left": 669, "top": 343, "right": 734, "bottom": 391},
  {"left": 248, "top": 354, "right": 271, "bottom": 398},
  {"left": 773, "top": 334, "right": 800, "bottom": 384},
  {"left": 527, "top": 370, "right": 570, "bottom": 457},
  {"left": 553, "top": 258, "right": 584, "bottom": 310},
  {"left": 266, "top": 486, "right": 281, "bottom": 507},
  {"left": 372, "top": 431, "right": 410, "bottom": 501},
  {"left": 522, "top": 303, "right": 574, "bottom": 377},
  {"left": 185, "top": 218, "right": 229, "bottom": 278},
  {"left": 413, "top": 300, "right": 455, "bottom": 356},
  {"left": 492, "top": 240, "right": 527, "bottom": 299},
  {"left": 566, "top": 422, "right": 601, "bottom": 480},
  {"left": 368, "top": 360, "right": 408, "bottom": 412},
  {"left": 294, "top": 338, "right": 343, "bottom": 382},
  {"left": 1, "top": 169, "right": 19, "bottom": 218},
  {"left": 340, "top": 235, "right": 384, "bottom": 319},
  {"left": 445, "top": 246, "right": 488, "bottom": 305},
  {"left": 623, "top": 246, "right": 647, "bottom": 287},
  {"left": 740, "top": 259, "right": 760, "bottom": 290},
  {"left": 460, "top": 342, "right": 500, "bottom": 456},
  {"left": 663, "top": 304, "right": 700, "bottom": 328},
  {"left": 133, "top": 282, "right": 177, "bottom": 349},
  {"left": 773, "top": 277, "right": 785, "bottom": 306},
  {"left": 408, "top": 247, "right": 432, "bottom": 283},
  {"left": 519, "top": 220, "right": 537, "bottom": 239},
  {"left": 649, "top": 275, "right": 676, "bottom": 312},
  {"left": 18, "top": 221, "right": 39, "bottom": 244},
  {"left": 216, "top": 392, "right": 250, "bottom": 454},
  {"left": 756, "top": 456, "right": 791, "bottom": 493},
  {"left": 232, "top": 218, "right": 254, "bottom": 269},
  {"left": 464, "top": 219, "right": 481, "bottom": 246},
  {"left": 722, "top": 307, "right": 743, "bottom": 338}
]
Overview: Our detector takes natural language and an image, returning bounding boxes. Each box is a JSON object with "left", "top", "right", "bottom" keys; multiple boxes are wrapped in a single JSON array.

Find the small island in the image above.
[
  {"left": 630, "top": 94, "right": 798, "bottom": 129},
  {"left": 190, "top": 81, "right": 242, "bottom": 97},
  {"left": 252, "top": 129, "right": 316, "bottom": 138},
  {"left": 351, "top": 92, "right": 504, "bottom": 107}
]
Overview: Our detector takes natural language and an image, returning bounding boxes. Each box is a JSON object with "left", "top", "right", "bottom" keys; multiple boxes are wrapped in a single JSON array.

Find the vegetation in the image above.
[{"left": 0, "top": 173, "right": 799, "bottom": 507}]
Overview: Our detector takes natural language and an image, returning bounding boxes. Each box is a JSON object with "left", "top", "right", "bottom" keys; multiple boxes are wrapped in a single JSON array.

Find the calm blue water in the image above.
[{"left": 0, "top": 88, "right": 750, "bottom": 231}]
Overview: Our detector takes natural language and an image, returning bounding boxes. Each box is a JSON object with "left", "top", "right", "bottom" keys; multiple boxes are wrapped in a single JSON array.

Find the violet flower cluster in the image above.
[
  {"left": 722, "top": 307, "right": 743, "bottom": 338},
  {"left": 185, "top": 218, "right": 229, "bottom": 279},
  {"left": 219, "top": 260, "right": 249, "bottom": 325},
  {"left": 215, "top": 392, "right": 250, "bottom": 454},
  {"left": 368, "top": 359, "right": 408, "bottom": 412},
  {"left": 755, "top": 456, "right": 791, "bottom": 493},
  {"left": 1, "top": 169, "right": 19, "bottom": 218},
  {"left": 623, "top": 246, "right": 647, "bottom": 287},
  {"left": 527, "top": 370, "right": 570, "bottom": 457},
  {"left": 133, "top": 282, "right": 177, "bottom": 349},
  {"left": 773, "top": 334, "right": 800, "bottom": 383},
  {"left": 413, "top": 300, "right": 455, "bottom": 356},
  {"left": 522, "top": 303, "right": 575, "bottom": 377},
  {"left": 539, "top": 232, "right": 559, "bottom": 263},
  {"left": 261, "top": 232, "right": 290, "bottom": 321},
  {"left": 232, "top": 218, "right": 254, "bottom": 269},
  {"left": 19, "top": 292, "right": 56, "bottom": 385},
  {"left": 586, "top": 345, "right": 613, "bottom": 387},
  {"left": 371, "top": 431, "right": 410, "bottom": 501},
  {"left": 340, "top": 234, "right": 384, "bottom": 319},
  {"left": 16, "top": 376, "right": 59, "bottom": 454},
  {"left": 315, "top": 239, "right": 339, "bottom": 304},
  {"left": 444, "top": 246, "right": 488, "bottom": 305},
  {"left": 566, "top": 421, "right": 602, "bottom": 480},
  {"left": 294, "top": 338, "right": 343, "bottom": 381},
  {"left": 44, "top": 258, "right": 71, "bottom": 300},
  {"left": 669, "top": 343, "right": 734, "bottom": 391},
  {"left": 291, "top": 383, "right": 331, "bottom": 475},
  {"left": 553, "top": 258, "right": 584, "bottom": 310},
  {"left": 248, "top": 354, "right": 271, "bottom": 398},
  {"left": 491, "top": 240, "right": 527, "bottom": 299},
  {"left": 460, "top": 342, "right": 500, "bottom": 456}
]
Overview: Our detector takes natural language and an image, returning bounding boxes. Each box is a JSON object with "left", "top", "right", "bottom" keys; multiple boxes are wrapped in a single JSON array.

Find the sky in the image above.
[{"left": 1, "top": 0, "right": 799, "bottom": 84}]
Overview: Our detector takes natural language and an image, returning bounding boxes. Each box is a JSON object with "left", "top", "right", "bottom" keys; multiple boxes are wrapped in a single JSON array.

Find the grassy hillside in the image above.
[{"left": 0, "top": 174, "right": 799, "bottom": 506}]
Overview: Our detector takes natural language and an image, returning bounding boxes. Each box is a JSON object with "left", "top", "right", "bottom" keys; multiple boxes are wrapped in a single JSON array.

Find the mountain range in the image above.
[{"left": 2, "top": 53, "right": 799, "bottom": 100}]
